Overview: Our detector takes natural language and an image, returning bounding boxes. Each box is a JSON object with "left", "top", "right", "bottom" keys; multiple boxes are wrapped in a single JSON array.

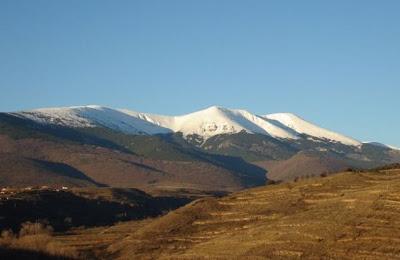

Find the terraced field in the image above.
[
  {"left": 53, "top": 220, "right": 151, "bottom": 259},
  {"left": 105, "top": 168, "right": 400, "bottom": 259}
]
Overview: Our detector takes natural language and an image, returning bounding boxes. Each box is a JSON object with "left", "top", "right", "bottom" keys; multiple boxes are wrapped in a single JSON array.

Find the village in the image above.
[{"left": 0, "top": 186, "right": 69, "bottom": 199}]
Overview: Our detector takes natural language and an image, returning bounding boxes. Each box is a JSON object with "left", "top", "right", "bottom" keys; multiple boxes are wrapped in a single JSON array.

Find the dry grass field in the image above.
[
  {"left": 3, "top": 167, "right": 400, "bottom": 259},
  {"left": 107, "top": 168, "right": 400, "bottom": 259}
]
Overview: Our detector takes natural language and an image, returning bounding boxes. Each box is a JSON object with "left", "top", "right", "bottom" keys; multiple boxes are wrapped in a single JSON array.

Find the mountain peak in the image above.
[
  {"left": 195, "top": 105, "right": 230, "bottom": 115},
  {"left": 82, "top": 105, "right": 106, "bottom": 109},
  {"left": 205, "top": 105, "right": 224, "bottom": 110}
]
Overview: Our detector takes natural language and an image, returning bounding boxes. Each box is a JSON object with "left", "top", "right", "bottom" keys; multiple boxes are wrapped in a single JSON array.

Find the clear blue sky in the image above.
[{"left": 1, "top": 1, "right": 399, "bottom": 146}]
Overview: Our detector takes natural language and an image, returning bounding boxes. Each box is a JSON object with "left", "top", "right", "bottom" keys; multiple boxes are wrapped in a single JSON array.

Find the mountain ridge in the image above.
[
  {"left": 11, "top": 105, "right": 384, "bottom": 148},
  {"left": 4, "top": 105, "right": 399, "bottom": 187}
]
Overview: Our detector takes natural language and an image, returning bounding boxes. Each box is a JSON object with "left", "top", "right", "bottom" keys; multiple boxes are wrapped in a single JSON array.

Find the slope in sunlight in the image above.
[{"left": 108, "top": 167, "right": 400, "bottom": 259}]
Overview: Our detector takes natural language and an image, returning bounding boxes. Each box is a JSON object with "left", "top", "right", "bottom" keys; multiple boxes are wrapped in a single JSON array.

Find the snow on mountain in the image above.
[
  {"left": 12, "top": 105, "right": 365, "bottom": 146},
  {"left": 263, "top": 113, "right": 361, "bottom": 146},
  {"left": 13, "top": 105, "right": 172, "bottom": 135},
  {"left": 122, "top": 106, "right": 298, "bottom": 140}
]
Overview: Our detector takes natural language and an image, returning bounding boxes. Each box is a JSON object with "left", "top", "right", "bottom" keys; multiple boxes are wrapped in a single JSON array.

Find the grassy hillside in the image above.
[
  {"left": 4, "top": 166, "right": 400, "bottom": 259},
  {"left": 107, "top": 166, "right": 400, "bottom": 259}
]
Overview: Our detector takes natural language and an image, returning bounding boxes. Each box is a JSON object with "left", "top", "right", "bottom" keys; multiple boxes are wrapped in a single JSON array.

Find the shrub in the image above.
[
  {"left": 12, "top": 234, "right": 52, "bottom": 251},
  {"left": 0, "top": 229, "right": 15, "bottom": 246},
  {"left": 19, "top": 222, "right": 53, "bottom": 237},
  {"left": 0, "top": 222, "right": 78, "bottom": 259},
  {"left": 266, "top": 179, "right": 282, "bottom": 185}
]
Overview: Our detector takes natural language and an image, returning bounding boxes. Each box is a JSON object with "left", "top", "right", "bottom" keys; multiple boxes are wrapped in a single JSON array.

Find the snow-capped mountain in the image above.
[
  {"left": 263, "top": 113, "right": 360, "bottom": 146},
  {"left": 13, "top": 105, "right": 172, "bottom": 135},
  {"left": 122, "top": 106, "right": 298, "bottom": 140},
  {"left": 8, "top": 105, "right": 370, "bottom": 147},
  {"left": 3, "top": 105, "right": 400, "bottom": 185}
]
